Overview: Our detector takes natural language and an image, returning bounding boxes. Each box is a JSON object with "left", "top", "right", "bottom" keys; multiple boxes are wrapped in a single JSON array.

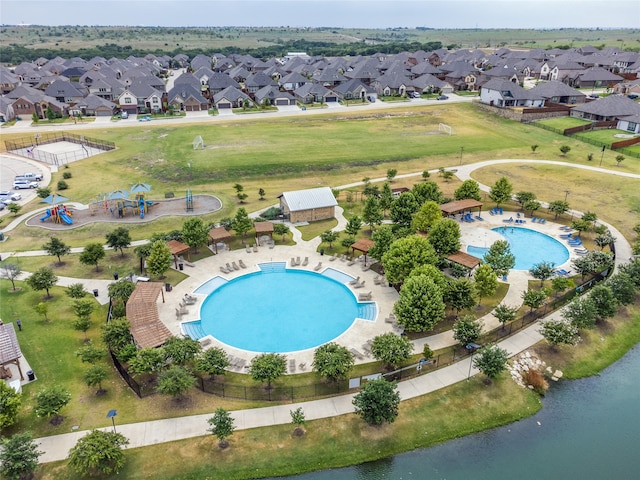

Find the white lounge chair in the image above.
[
  {"left": 239, "top": 259, "right": 247, "bottom": 268},
  {"left": 348, "top": 276, "right": 360, "bottom": 286},
  {"left": 232, "top": 261, "right": 240, "bottom": 271},
  {"left": 302, "top": 256, "right": 309, "bottom": 266},
  {"left": 314, "top": 262, "right": 322, "bottom": 271},
  {"left": 354, "top": 280, "right": 366, "bottom": 289}
]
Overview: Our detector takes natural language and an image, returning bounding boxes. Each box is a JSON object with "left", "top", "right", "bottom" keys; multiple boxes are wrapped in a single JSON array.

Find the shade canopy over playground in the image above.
[
  {"left": 208, "top": 227, "right": 232, "bottom": 254},
  {"left": 439, "top": 199, "right": 483, "bottom": 216},
  {"left": 130, "top": 182, "right": 152, "bottom": 193},
  {"left": 108, "top": 189, "right": 129, "bottom": 200},
  {"left": 166, "top": 239, "right": 190, "bottom": 267},
  {"left": 40, "top": 193, "right": 69, "bottom": 205}
]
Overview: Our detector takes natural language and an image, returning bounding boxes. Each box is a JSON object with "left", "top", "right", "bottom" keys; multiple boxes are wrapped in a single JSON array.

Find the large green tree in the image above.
[
  {"left": 515, "top": 191, "right": 536, "bottom": 210},
  {"left": 68, "top": 429, "right": 129, "bottom": 476},
  {"left": 482, "top": 240, "right": 515, "bottom": 277},
  {"left": 452, "top": 314, "right": 484, "bottom": 347},
  {"left": 195, "top": 347, "right": 230, "bottom": 377},
  {"left": 394, "top": 274, "right": 445, "bottom": 332},
  {"left": 232, "top": 207, "right": 253, "bottom": 243},
  {"left": 146, "top": 240, "right": 172, "bottom": 278},
  {"left": 312, "top": 342, "right": 355, "bottom": 382},
  {"left": 370, "top": 332, "right": 413, "bottom": 370},
  {"left": 156, "top": 365, "right": 196, "bottom": 401},
  {"left": 427, "top": 218, "right": 461, "bottom": 256},
  {"left": 454, "top": 179, "right": 481, "bottom": 201},
  {"left": 83, "top": 364, "right": 109, "bottom": 395},
  {"left": 352, "top": 378, "right": 400, "bottom": 426},
  {"left": 362, "top": 196, "right": 383, "bottom": 231},
  {"left": 249, "top": 353, "right": 287, "bottom": 389},
  {"left": 589, "top": 285, "right": 618, "bottom": 321},
  {"left": 79, "top": 242, "right": 106, "bottom": 272},
  {"left": 108, "top": 279, "right": 136, "bottom": 305},
  {"left": 320, "top": 230, "right": 339, "bottom": 249},
  {"left": 390, "top": 191, "right": 419, "bottom": 228},
  {"left": 368, "top": 225, "right": 394, "bottom": 261},
  {"left": 472, "top": 345, "right": 509, "bottom": 380},
  {"left": 129, "top": 348, "right": 165, "bottom": 375},
  {"left": 444, "top": 278, "right": 476, "bottom": 314},
  {"left": 412, "top": 181, "right": 443, "bottom": 205},
  {"left": 411, "top": 200, "right": 443, "bottom": 233},
  {"left": 548, "top": 200, "right": 570, "bottom": 219},
  {"left": 606, "top": 273, "right": 637, "bottom": 305},
  {"left": 345, "top": 215, "right": 363, "bottom": 236},
  {"left": 163, "top": 336, "right": 202, "bottom": 366},
  {"left": 488, "top": 176, "right": 513, "bottom": 207},
  {"left": 540, "top": 319, "right": 579, "bottom": 347},
  {"left": 562, "top": 296, "right": 598, "bottom": 330},
  {"left": 0, "top": 433, "right": 42, "bottom": 480},
  {"left": 105, "top": 226, "right": 132, "bottom": 257},
  {"left": 529, "top": 261, "right": 556, "bottom": 287},
  {"left": 181, "top": 217, "right": 209, "bottom": 253},
  {"left": 0, "top": 380, "right": 21, "bottom": 428},
  {"left": 34, "top": 385, "right": 71, "bottom": 420},
  {"left": 474, "top": 263, "right": 498, "bottom": 305},
  {"left": 382, "top": 235, "right": 438, "bottom": 285},
  {"left": 42, "top": 236, "right": 70, "bottom": 264},
  {"left": 26, "top": 267, "right": 58, "bottom": 298},
  {"left": 522, "top": 288, "right": 548, "bottom": 313},
  {"left": 493, "top": 303, "right": 518, "bottom": 330}
]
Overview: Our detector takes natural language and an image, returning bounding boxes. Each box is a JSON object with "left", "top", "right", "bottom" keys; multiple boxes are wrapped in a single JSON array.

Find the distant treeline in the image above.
[{"left": 1, "top": 39, "right": 443, "bottom": 65}]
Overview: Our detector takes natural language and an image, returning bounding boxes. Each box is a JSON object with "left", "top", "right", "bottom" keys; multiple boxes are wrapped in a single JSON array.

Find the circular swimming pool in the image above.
[
  {"left": 198, "top": 267, "right": 362, "bottom": 353},
  {"left": 467, "top": 227, "right": 569, "bottom": 271}
]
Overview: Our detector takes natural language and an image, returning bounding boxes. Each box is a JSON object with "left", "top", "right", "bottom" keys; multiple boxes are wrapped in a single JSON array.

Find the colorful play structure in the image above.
[
  {"left": 88, "top": 183, "right": 154, "bottom": 218},
  {"left": 40, "top": 204, "right": 73, "bottom": 224},
  {"left": 186, "top": 189, "right": 194, "bottom": 212}
]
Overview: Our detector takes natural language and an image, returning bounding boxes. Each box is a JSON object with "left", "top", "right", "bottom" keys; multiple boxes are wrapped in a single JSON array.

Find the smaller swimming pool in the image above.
[{"left": 467, "top": 227, "right": 569, "bottom": 271}]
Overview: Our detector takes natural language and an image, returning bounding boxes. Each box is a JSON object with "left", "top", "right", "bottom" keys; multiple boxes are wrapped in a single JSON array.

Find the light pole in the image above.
[
  {"left": 600, "top": 145, "right": 606, "bottom": 167},
  {"left": 564, "top": 190, "right": 570, "bottom": 203},
  {"left": 107, "top": 409, "right": 118, "bottom": 433},
  {"left": 459, "top": 146, "right": 464, "bottom": 165}
]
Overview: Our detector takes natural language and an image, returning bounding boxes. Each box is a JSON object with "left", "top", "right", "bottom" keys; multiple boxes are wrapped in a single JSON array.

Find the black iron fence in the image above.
[{"left": 5, "top": 131, "right": 115, "bottom": 165}]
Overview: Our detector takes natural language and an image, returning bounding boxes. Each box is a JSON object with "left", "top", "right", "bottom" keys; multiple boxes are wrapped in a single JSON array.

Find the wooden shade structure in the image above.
[
  {"left": 208, "top": 227, "right": 232, "bottom": 254},
  {"left": 0, "top": 322, "right": 24, "bottom": 380},
  {"left": 254, "top": 221, "right": 274, "bottom": 245},
  {"left": 350, "top": 238, "right": 375, "bottom": 265},
  {"left": 166, "top": 239, "right": 190, "bottom": 268},
  {"left": 439, "top": 199, "right": 483, "bottom": 216},
  {"left": 447, "top": 251, "right": 481, "bottom": 274},
  {"left": 125, "top": 282, "right": 172, "bottom": 349}
]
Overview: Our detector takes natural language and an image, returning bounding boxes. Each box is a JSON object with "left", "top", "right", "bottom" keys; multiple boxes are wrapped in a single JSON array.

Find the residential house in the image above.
[
  {"left": 168, "top": 84, "right": 209, "bottom": 112},
  {"left": 570, "top": 95, "right": 640, "bottom": 121},
  {"left": 212, "top": 86, "right": 252, "bottom": 110},
  {"left": 617, "top": 113, "right": 640, "bottom": 134},
  {"left": 74, "top": 94, "right": 116, "bottom": 117},
  {"left": 332, "top": 79, "right": 374, "bottom": 101},
  {"left": 44, "top": 80, "right": 87, "bottom": 106},
  {"left": 253, "top": 85, "right": 296, "bottom": 106},
  {"left": 293, "top": 83, "right": 337, "bottom": 104},
  {"left": 479, "top": 78, "right": 545, "bottom": 108},
  {"left": 279, "top": 72, "right": 308, "bottom": 92},
  {"left": 529, "top": 81, "right": 586, "bottom": 105}
]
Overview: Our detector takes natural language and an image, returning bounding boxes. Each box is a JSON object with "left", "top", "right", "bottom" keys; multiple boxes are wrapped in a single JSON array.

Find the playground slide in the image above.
[
  {"left": 139, "top": 199, "right": 145, "bottom": 219},
  {"left": 40, "top": 209, "right": 52, "bottom": 222},
  {"left": 59, "top": 212, "right": 73, "bottom": 224}
]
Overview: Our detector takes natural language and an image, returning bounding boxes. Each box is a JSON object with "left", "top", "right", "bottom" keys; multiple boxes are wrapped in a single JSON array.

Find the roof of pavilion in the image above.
[
  {"left": 447, "top": 251, "right": 482, "bottom": 269},
  {"left": 439, "top": 199, "right": 483, "bottom": 215},
  {"left": 208, "top": 227, "right": 232, "bottom": 242},
  {"left": 166, "top": 239, "right": 190, "bottom": 256},
  {"left": 126, "top": 282, "right": 173, "bottom": 349},
  {"left": 351, "top": 238, "right": 374, "bottom": 253},
  {"left": 254, "top": 221, "right": 274, "bottom": 235}
]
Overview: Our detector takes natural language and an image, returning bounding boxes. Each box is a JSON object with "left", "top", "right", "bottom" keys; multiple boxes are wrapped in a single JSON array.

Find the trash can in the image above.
[
  {"left": 93, "top": 289, "right": 99, "bottom": 297},
  {"left": 113, "top": 273, "right": 119, "bottom": 280},
  {"left": 320, "top": 249, "right": 324, "bottom": 256},
  {"left": 27, "top": 370, "right": 35, "bottom": 381},
  {"left": 178, "top": 263, "right": 184, "bottom": 271},
  {"left": 165, "top": 283, "right": 172, "bottom": 292}
]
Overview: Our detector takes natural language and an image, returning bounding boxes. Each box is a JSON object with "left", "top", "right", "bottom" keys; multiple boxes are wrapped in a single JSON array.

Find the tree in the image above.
[
  {"left": 181, "top": 217, "right": 208, "bottom": 253},
  {"left": 390, "top": 191, "right": 419, "bottom": 228},
  {"left": 362, "top": 195, "right": 383, "bottom": 231},
  {"left": 258, "top": 187, "right": 266, "bottom": 200},
  {"left": 37, "top": 186, "right": 51, "bottom": 198},
  {"left": 249, "top": 352, "right": 287, "bottom": 389},
  {"left": 102, "top": 318, "right": 134, "bottom": 354},
  {"left": 320, "top": 230, "right": 339, "bottom": 249},
  {"left": 7, "top": 203, "right": 21, "bottom": 216},
  {"left": 208, "top": 408, "right": 236, "bottom": 448},
  {"left": 232, "top": 207, "right": 253, "bottom": 243},
  {"left": 394, "top": 274, "right": 445, "bottom": 332},
  {"left": 581, "top": 211, "right": 597, "bottom": 230},
  {"left": 594, "top": 232, "right": 616, "bottom": 250},
  {"left": 83, "top": 364, "right": 109, "bottom": 395},
  {"left": 108, "top": 279, "right": 136, "bottom": 305},
  {"left": 489, "top": 176, "right": 513, "bottom": 207},
  {"left": 76, "top": 342, "right": 105, "bottom": 364},
  {"left": 515, "top": 191, "right": 536, "bottom": 210},
  {"left": 531, "top": 144, "right": 538, "bottom": 152},
  {"left": 233, "top": 183, "right": 247, "bottom": 203},
  {"left": 589, "top": 284, "right": 618, "bottom": 321},
  {"left": 412, "top": 181, "right": 443, "bottom": 205},
  {"left": 312, "top": 342, "right": 355, "bottom": 382},
  {"left": 129, "top": 348, "right": 165, "bottom": 375},
  {"left": 482, "top": 241, "right": 515, "bottom": 277},
  {"left": 571, "top": 219, "right": 590, "bottom": 238},
  {"left": 368, "top": 225, "right": 394, "bottom": 261},
  {"left": 73, "top": 298, "right": 95, "bottom": 320},
  {"left": 34, "top": 385, "right": 71, "bottom": 421},
  {"left": 493, "top": 303, "right": 518, "bottom": 330},
  {"left": 409, "top": 263, "right": 448, "bottom": 291},
  {"left": 454, "top": 179, "right": 481, "bottom": 201},
  {"left": 411, "top": 200, "right": 442, "bottom": 233},
  {"left": 615, "top": 154, "right": 625, "bottom": 166},
  {"left": 156, "top": 365, "right": 196, "bottom": 401},
  {"left": 379, "top": 182, "right": 394, "bottom": 216},
  {"left": 0, "top": 380, "right": 21, "bottom": 428},
  {"left": 606, "top": 273, "right": 637, "bottom": 305},
  {"left": 474, "top": 263, "right": 498, "bottom": 305},
  {"left": 79, "top": 242, "right": 106, "bottom": 272},
  {"left": 352, "top": 378, "right": 400, "bottom": 426},
  {"left": 522, "top": 288, "right": 548, "bottom": 313},
  {"left": 146, "top": 240, "right": 172, "bottom": 278},
  {"left": 163, "top": 336, "right": 201, "bottom": 366},
  {"left": 26, "top": 267, "right": 58, "bottom": 298},
  {"left": 68, "top": 430, "right": 129, "bottom": 476},
  {"left": 551, "top": 276, "right": 574, "bottom": 297},
  {"left": 341, "top": 235, "right": 355, "bottom": 250},
  {"left": 195, "top": 346, "right": 230, "bottom": 377},
  {"left": 441, "top": 170, "right": 454, "bottom": 182},
  {"left": 273, "top": 223, "right": 290, "bottom": 241},
  {"left": 290, "top": 407, "right": 306, "bottom": 436},
  {"left": 562, "top": 296, "right": 598, "bottom": 330},
  {"left": 422, "top": 170, "right": 431, "bottom": 180},
  {"left": 540, "top": 319, "right": 579, "bottom": 347},
  {"left": 345, "top": 215, "right": 363, "bottom": 236},
  {"left": 445, "top": 278, "right": 476, "bottom": 314},
  {"left": 370, "top": 332, "right": 413, "bottom": 370},
  {"left": 572, "top": 251, "right": 614, "bottom": 279},
  {"left": 66, "top": 282, "right": 88, "bottom": 298},
  {"left": 386, "top": 168, "right": 397, "bottom": 182},
  {"left": 548, "top": 200, "right": 570, "bottom": 219},
  {"left": 453, "top": 314, "right": 483, "bottom": 347},
  {"left": 559, "top": 145, "right": 571, "bottom": 156},
  {"left": 382, "top": 235, "right": 438, "bottom": 285},
  {"left": 0, "top": 432, "right": 42, "bottom": 480},
  {"left": 105, "top": 226, "right": 131, "bottom": 257},
  {"left": 1, "top": 262, "right": 22, "bottom": 291},
  {"left": 46, "top": 105, "right": 55, "bottom": 120},
  {"left": 73, "top": 315, "right": 92, "bottom": 339},
  {"left": 427, "top": 218, "right": 461, "bottom": 256},
  {"left": 524, "top": 199, "right": 541, "bottom": 216},
  {"left": 529, "top": 261, "right": 556, "bottom": 287},
  {"left": 473, "top": 345, "right": 509, "bottom": 380}
]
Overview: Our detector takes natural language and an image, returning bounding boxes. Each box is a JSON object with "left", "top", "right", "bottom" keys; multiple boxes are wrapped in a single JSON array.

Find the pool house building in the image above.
[{"left": 278, "top": 187, "right": 338, "bottom": 223}]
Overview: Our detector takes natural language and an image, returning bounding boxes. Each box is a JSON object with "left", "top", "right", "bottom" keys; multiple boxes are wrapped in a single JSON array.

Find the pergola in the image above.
[
  {"left": 126, "top": 282, "right": 172, "bottom": 349},
  {"left": 439, "top": 199, "right": 484, "bottom": 217},
  {"left": 0, "top": 322, "right": 24, "bottom": 380},
  {"left": 254, "top": 221, "right": 274, "bottom": 246},
  {"left": 166, "top": 239, "right": 190, "bottom": 268},
  {"left": 447, "top": 251, "right": 481, "bottom": 276},
  {"left": 350, "top": 238, "right": 375, "bottom": 265},
  {"left": 208, "top": 227, "right": 232, "bottom": 254}
]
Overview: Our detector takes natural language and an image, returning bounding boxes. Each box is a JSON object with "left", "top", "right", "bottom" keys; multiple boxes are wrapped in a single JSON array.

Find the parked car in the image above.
[
  {"left": 588, "top": 93, "right": 599, "bottom": 99},
  {"left": 16, "top": 172, "right": 43, "bottom": 181},
  {"left": 628, "top": 94, "right": 639, "bottom": 100},
  {"left": 138, "top": 115, "right": 151, "bottom": 122},
  {"left": 0, "top": 192, "right": 22, "bottom": 204},
  {"left": 12, "top": 180, "right": 38, "bottom": 189},
  {"left": 437, "top": 95, "right": 449, "bottom": 100},
  {"left": 120, "top": 111, "right": 129, "bottom": 119}
]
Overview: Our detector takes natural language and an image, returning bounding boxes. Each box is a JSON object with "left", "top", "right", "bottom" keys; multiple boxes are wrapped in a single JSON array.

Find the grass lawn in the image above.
[
  {"left": 297, "top": 219, "right": 338, "bottom": 241},
  {"left": 571, "top": 128, "right": 636, "bottom": 146},
  {"left": 535, "top": 117, "right": 591, "bottom": 129}
]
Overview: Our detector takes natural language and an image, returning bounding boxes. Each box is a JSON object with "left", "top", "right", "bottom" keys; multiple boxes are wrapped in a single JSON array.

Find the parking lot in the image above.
[{"left": 0, "top": 155, "right": 50, "bottom": 217}]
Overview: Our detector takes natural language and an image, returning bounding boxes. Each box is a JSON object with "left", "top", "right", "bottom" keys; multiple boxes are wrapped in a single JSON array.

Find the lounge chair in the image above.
[
  {"left": 302, "top": 256, "right": 309, "bottom": 266},
  {"left": 349, "top": 348, "right": 365, "bottom": 360},
  {"left": 532, "top": 217, "right": 537, "bottom": 223},
  {"left": 232, "top": 261, "right": 240, "bottom": 271},
  {"left": 238, "top": 259, "right": 247, "bottom": 269},
  {"left": 220, "top": 266, "right": 229, "bottom": 274},
  {"left": 574, "top": 248, "right": 589, "bottom": 254},
  {"left": 499, "top": 207, "right": 503, "bottom": 215},
  {"left": 384, "top": 316, "right": 396, "bottom": 324},
  {"left": 313, "top": 262, "right": 322, "bottom": 271},
  {"left": 269, "top": 243, "right": 275, "bottom": 249},
  {"left": 361, "top": 263, "right": 371, "bottom": 272},
  {"left": 539, "top": 218, "right": 546, "bottom": 224},
  {"left": 347, "top": 258, "right": 356, "bottom": 266},
  {"left": 253, "top": 244, "right": 258, "bottom": 252},
  {"left": 329, "top": 254, "right": 337, "bottom": 262},
  {"left": 246, "top": 245, "right": 251, "bottom": 253},
  {"left": 373, "top": 275, "right": 381, "bottom": 285},
  {"left": 298, "top": 362, "right": 307, "bottom": 370},
  {"left": 354, "top": 280, "right": 366, "bottom": 289},
  {"left": 289, "top": 358, "right": 296, "bottom": 373},
  {"left": 348, "top": 276, "right": 360, "bottom": 286},
  {"left": 183, "top": 294, "right": 198, "bottom": 305},
  {"left": 296, "top": 256, "right": 301, "bottom": 266},
  {"left": 340, "top": 254, "right": 347, "bottom": 262},
  {"left": 358, "top": 291, "right": 372, "bottom": 301}
]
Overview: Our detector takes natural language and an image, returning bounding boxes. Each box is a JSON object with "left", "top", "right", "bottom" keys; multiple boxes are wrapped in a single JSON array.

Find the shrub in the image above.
[
  {"left": 521, "top": 368, "right": 549, "bottom": 395},
  {"left": 62, "top": 171, "right": 72, "bottom": 179},
  {"left": 57, "top": 180, "right": 68, "bottom": 190}
]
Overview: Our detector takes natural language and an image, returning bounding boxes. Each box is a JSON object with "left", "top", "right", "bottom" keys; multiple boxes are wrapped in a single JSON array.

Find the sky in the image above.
[{"left": 1, "top": 0, "right": 638, "bottom": 29}]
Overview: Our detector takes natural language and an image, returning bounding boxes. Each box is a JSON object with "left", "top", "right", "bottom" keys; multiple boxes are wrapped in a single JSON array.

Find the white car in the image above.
[
  {"left": 1, "top": 192, "right": 22, "bottom": 205},
  {"left": 12, "top": 180, "right": 38, "bottom": 189}
]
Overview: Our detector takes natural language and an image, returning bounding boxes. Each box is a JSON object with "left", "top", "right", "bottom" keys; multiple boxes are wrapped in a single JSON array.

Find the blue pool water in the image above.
[
  {"left": 467, "top": 227, "right": 569, "bottom": 271},
  {"left": 191, "top": 266, "right": 375, "bottom": 353}
]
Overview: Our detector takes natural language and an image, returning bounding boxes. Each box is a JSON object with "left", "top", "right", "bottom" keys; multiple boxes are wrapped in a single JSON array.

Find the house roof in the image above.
[
  {"left": 481, "top": 78, "right": 540, "bottom": 101},
  {"left": 571, "top": 95, "right": 640, "bottom": 117},
  {"left": 278, "top": 187, "right": 337, "bottom": 212},
  {"left": 529, "top": 80, "right": 585, "bottom": 99}
]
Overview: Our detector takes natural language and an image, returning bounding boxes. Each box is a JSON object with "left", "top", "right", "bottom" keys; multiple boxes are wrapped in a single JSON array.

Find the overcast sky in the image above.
[{"left": 2, "top": 0, "right": 637, "bottom": 29}]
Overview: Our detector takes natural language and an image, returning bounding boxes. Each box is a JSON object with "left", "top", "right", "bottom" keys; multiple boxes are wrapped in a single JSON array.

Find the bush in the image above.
[
  {"left": 57, "top": 180, "right": 68, "bottom": 190},
  {"left": 62, "top": 171, "right": 72, "bottom": 179},
  {"left": 521, "top": 368, "right": 549, "bottom": 395}
]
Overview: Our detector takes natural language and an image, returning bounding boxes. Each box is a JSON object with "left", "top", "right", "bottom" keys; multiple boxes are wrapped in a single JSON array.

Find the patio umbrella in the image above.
[
  {"left": 40, "top": 193, "right": 69, "bottom": 205},
  {"left": 130, "top": 182, "right": 152, "bottom": 193},
  {"left": 107, "top": 190, "right": 129, "bottom": 200}
]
